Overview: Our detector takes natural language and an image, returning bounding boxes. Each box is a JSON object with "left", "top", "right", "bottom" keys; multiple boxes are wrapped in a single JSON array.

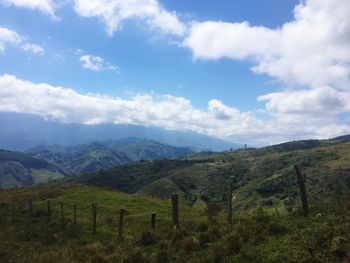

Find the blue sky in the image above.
[{"left": 0, "top": 0, "right": 349, "bottom": 145}]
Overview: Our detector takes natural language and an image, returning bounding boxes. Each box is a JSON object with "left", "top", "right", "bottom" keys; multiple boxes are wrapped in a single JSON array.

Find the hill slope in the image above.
[
  {"left": 0, "top": 185, "right": 349, "bottom": 262},
  {"left": 74, "top": 138, "right": 350, "bottom": 212},
  {"left": 28, "top": 138, "right": 193, "bottom": 174},
  {"left": 0, "top": 150, "right": 73, "bottom": 188}
]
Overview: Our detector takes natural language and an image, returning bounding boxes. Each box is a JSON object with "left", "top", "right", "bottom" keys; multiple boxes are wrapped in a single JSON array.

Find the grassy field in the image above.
[{"left": 0, "top": 185, "right": 349, "bottom": 262}]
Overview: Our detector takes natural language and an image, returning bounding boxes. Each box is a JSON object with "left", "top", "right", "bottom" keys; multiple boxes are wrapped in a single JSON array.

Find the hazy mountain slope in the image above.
[
  {"left": 28, "top": 138, "right": 193, "bottom": 174},
  {"left": 74, "top": 139, "right": 350, "bottom": 211},
  {"left": 0, "top": 112, "right": 237, "bottom": 151},
  {"left": 0, "top": 150, "right": 73, "bottom": 189},
  {"left": 104, "top": 137, "right": 193, "bottom": 161}
]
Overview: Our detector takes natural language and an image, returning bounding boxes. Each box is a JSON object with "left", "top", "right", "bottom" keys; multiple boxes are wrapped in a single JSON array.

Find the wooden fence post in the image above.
[
  {"left": 47, "top": 200, "right": 51, "bottom": 222},
  {"left": 92, "top": 203, "right": 97, "bottom": 234},
  {"left": 60, "top": 202, "right": 64, "bottom": 228},
  {"left": 28, "top": 199, "right": 33, "bottom": 218},
  {"left": 227, "top": 181, "right": 233, "bottom": 225},
  {"left": 171, "top": 193, "right": 179, "bottom": 229},
  {"left": 294, "top": 165, "right": 309, "bottom": 217},
  {"left": 151, "top": 212, "right": 156, "bottom": 230},
  {"left": 118, "top": 208, "right": 125, "bottom": 239},
  {"left": 73, "top": 204, "right": 77, "bottom": 226}
]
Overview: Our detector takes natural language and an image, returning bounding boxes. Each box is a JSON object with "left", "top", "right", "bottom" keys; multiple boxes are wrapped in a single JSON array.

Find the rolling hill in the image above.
[
  {"left": 0, "top": 149, "right": 73, "bottom": 189},
  {"left": 28, "top": 138, "right": 193, "bottom": 174},
  {"left": 73, "top": 138, "right": 350, "bottom": 212}
]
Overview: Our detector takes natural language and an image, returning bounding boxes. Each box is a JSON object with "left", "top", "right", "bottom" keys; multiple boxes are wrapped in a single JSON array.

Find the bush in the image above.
[
  {"left": 182, "top": 236, "right": 200, "bottom": 253},
  {"left": 197, "top": 222, "right": 209, "bottom": 232},
  {"left": 211, "top": 242, "right": 226, "bottom": 263},
  {"left": 124, "top": 248, "right": 149, "bottom": 263},
  {"left": 139, "top": 231, "right": 158, "bottom": 246},
  {"left": 224, "top": 233, "right": 242, "bottom": 255},
  {"left": 267, "top": 221, "right": 287, "bottom": 235}
]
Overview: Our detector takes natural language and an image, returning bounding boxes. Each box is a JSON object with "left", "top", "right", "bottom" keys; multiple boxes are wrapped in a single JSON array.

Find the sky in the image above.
[{"left": 0, "top": 0, "right": 349, "bottom": 146}]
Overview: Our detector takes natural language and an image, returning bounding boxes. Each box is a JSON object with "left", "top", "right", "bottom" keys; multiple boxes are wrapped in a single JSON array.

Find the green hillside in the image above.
[
  {"left": 0, "top": 185, "right": 349, "bottom": 262},
  {"left": 0, "top": 150, "right": 73, "bottom": 189},
  {"left": 29, "top": 138, "right": 193, "bottom": 174},
  {"left": 74, "top": 139, "right": 350, "bottom": 212}
]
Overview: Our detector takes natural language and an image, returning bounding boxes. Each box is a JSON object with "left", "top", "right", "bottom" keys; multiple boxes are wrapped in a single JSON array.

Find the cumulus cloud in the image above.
[
  {"left": 0, "top": 26, "right": 21, "bottom": 52},
  {"left": 1, "top": 0, "right": 186, "bottom": 36},
  {"left": 1, "top": 74, "right": 350, "bottom": 145},
  {"left": 79, "top": 55, "right": 119, "bottom": 72},
  {"left": 183, "top": 0, "right": 350, "bottom": 139},
  {"left": 1, "top": 0, "right": 58, "bottom": 19},
  {"left": 21, "top": 42, "right": 45, "bottom": 55},
  {"left": 0, "top": 26, "right": 45, "bottom": 55},
  {"left": 258, "top": 87, "right": 349, "bottom": 116},
  {"left": 184, "top": 0, "right": 350, "bottom": 89},
  {"left": 0, "top": 74, "right": 263, "bottom": 143},
  {"left": 73, "top": 0, "right": 186, "bottom": 36}
]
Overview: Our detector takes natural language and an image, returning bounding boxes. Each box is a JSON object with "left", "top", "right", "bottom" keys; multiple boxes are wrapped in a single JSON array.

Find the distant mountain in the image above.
[
  {"left": 28, "top": 138, "right": 193, "bottom": 174},
  {"left": 0, "top": 112, "right": 238, "bottom": 152},
  {"left": 258, "top": 139, "right": 330, "bottom": 153},
  {"left": 0, "top": 149, "right": 73, "bottom": 189},
  {"left": 332, "top": 134, "right": 350, "bottom": 141}
]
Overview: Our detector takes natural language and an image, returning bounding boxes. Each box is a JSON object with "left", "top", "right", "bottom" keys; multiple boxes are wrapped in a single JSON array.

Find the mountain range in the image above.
[
  {"left": 0, "top": 137, "right": 193, "bottom": 188},
  {"left": 28, "top": 137, "right": 193, "bottom": 174},
  {"left": 0, "top": 112, "right": 238, "bottom": 152}
]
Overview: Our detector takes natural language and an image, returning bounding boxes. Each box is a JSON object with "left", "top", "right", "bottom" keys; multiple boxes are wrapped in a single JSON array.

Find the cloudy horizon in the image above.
[{"left": 1, "top": 0, "right": 350, "bottom": 146}]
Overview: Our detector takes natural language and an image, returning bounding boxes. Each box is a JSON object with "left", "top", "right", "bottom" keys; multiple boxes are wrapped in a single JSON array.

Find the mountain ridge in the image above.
[{"left": 0, "top": 112, "right": 238, "bottom": 151}]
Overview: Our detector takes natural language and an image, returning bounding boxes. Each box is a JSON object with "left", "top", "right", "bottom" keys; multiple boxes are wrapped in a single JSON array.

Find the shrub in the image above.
[
  {"left": 197, "top": 222, "right": 209, "bottom": 232},
  {"left": 154, "top": 249, "right": 168, "bottom": 263},
  {"left": 124, "top": 248, "right": 149, "bottom": 263},
  {"left": 182, "top": 236, "right": 200, "bottom": 253},
  {"left": 267, "top": 221, "right": 287, "bottom": 235},
  {"left": 140, "top": 231, "right": 158, "bottom": 246},
  {"left": 211, "top": 242, "right": 226, "bottom": 263},
  {"left": 224, "top": 233, "right": 242, "bottom": 255}
]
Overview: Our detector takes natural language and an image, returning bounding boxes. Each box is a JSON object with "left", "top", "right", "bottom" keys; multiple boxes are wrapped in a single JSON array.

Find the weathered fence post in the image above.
[
  {"left": 73, "top": 204, "right": 77, "bottom": 225},
  {"left": 28, "top": 199, "right": 33, "bottom": 218},
  {"left": 227, "top": 181, "right": 233, "bottom": 225},
  {"left": 92, "top": 203, "right": 97, "bottom": 234},
  {"left": 118, "top": 208, "right": 125, "bottom": 239},
  {"left": 151, "top": 212, "right": 156, "bottom": 230},
  {"left": 60, "top": 202, "right": 64, "bottom": 228},
  {"left": 294, "top": 165, "right": 309, "bottom": 217},
  {"left": 47, "top": 200, "right": 51, "bottom": 221},
  {"left": 171, "top": 193, "right": 179, "bottom": 229}
]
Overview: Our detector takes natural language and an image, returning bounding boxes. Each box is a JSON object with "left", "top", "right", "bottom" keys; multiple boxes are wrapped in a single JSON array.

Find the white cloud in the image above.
[
  {"left": 1, "top": 0, "right": 58, "bottom": 19},
  {"left": 21, "top": 42, "right": 45, "bottom": 55},
  {"left": 0, "top": 26, "right": 21, "bottom": 52},
  {"left": 1, "top": 74, "right": 350, "bottom": 145},
  {"left": 184, "top": 0, "right": 350, "bottom": 89},
  {"left": 79, "top": 54, "right": 119, "bottom": 72},
  {"left": 73, "top": 0, "right": 186, "bottom": 36},
  {"left": 183, "top": 0, "right": 350, "bottom": 140},
  {"left": 258, "top": 87, "right": 349, "bottom": 116},
  {"left": 0, "top": 26, "right": 45, "bottom": 55}
]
